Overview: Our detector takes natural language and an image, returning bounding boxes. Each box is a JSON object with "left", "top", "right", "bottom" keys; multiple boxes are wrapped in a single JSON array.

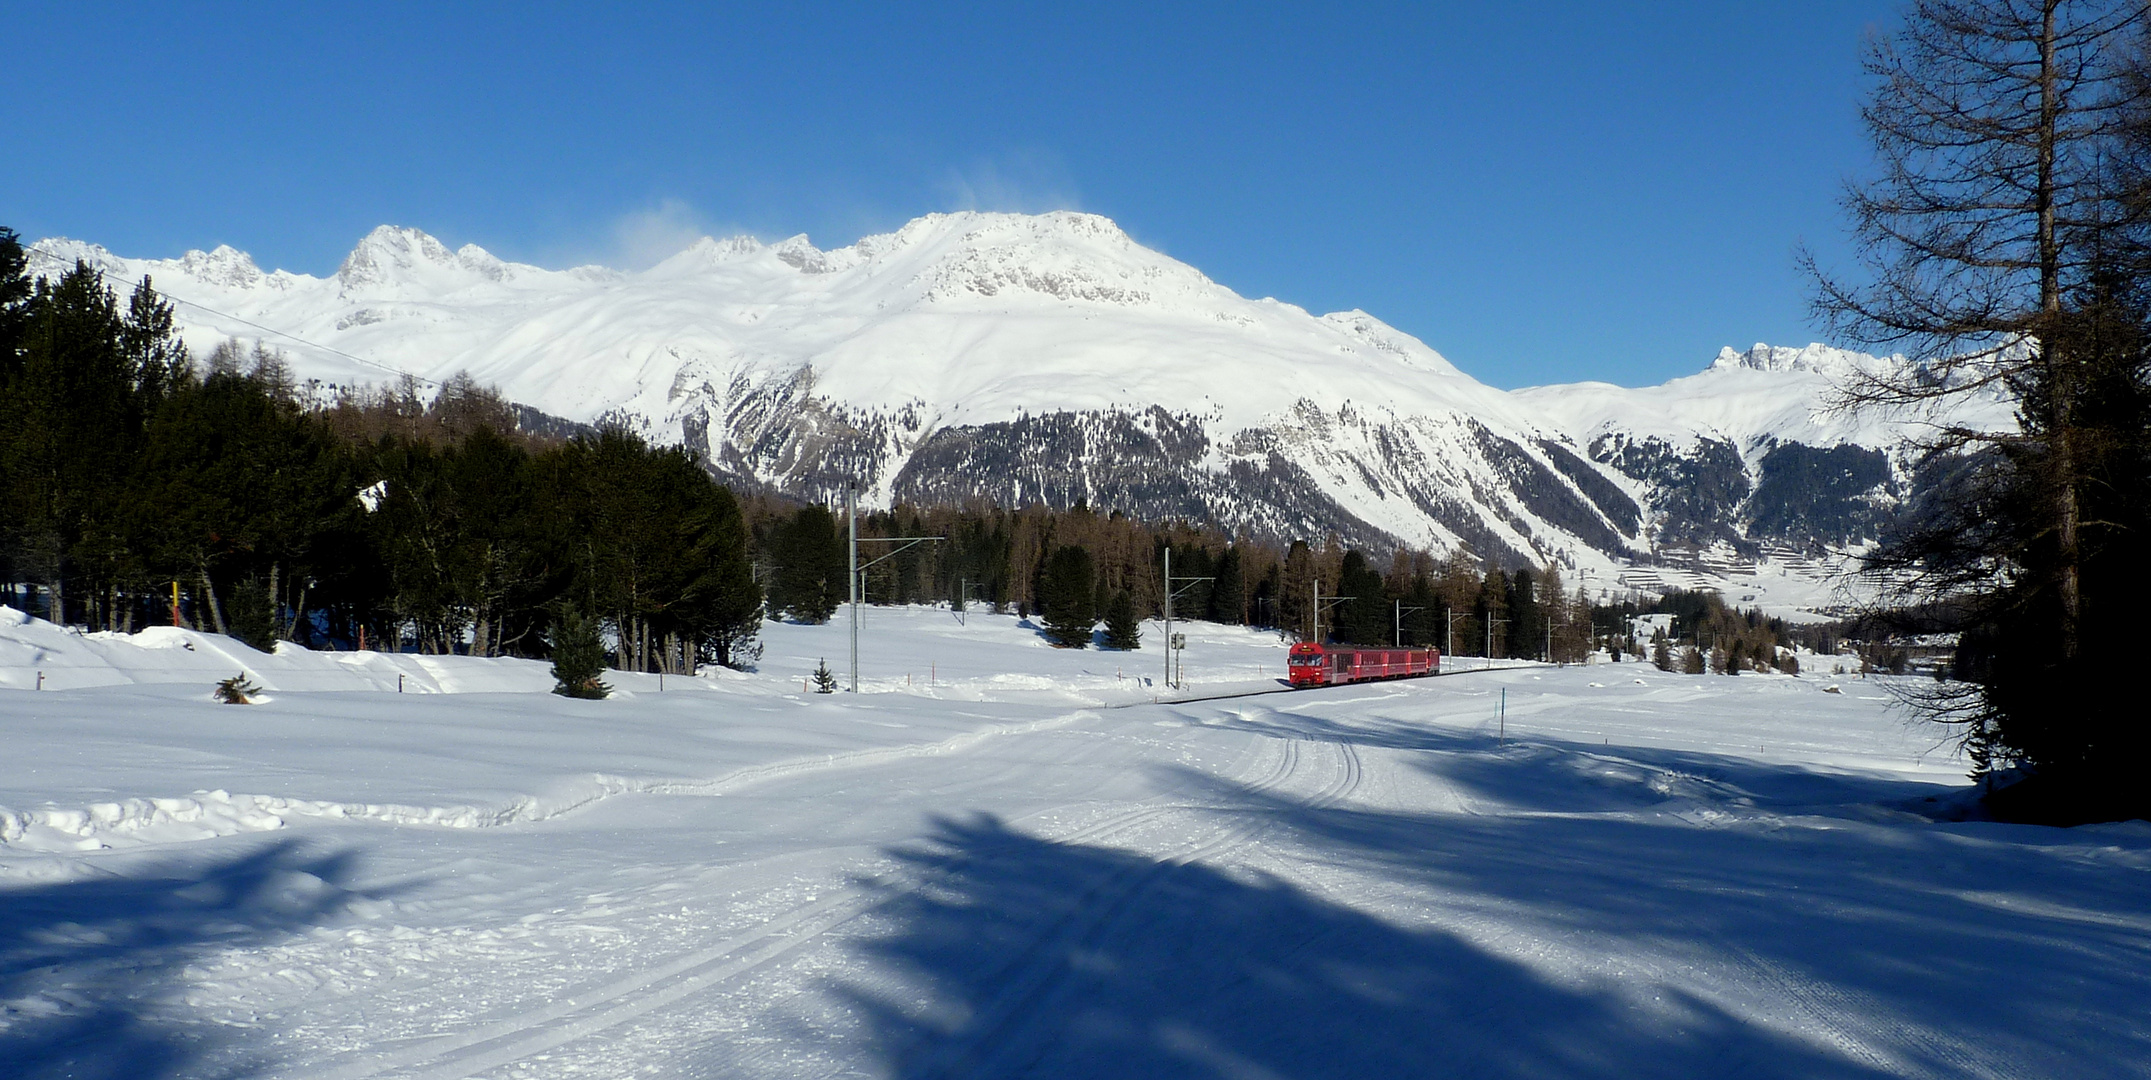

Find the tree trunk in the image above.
[
  {"left": 199, "top": 570, "right": 228, "bottom": 636},
  {"left": 289, "top": 580, "right": 309, "bottom": 646}
]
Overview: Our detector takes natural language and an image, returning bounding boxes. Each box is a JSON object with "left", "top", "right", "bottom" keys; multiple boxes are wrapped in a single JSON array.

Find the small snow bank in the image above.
[
  {"left": 0, "top": 705, "right": 1098, "bottom": 854},
  {"left": 0, "top": 789, "right": 527, "bottom": 852},
  {"left": 0, "top": 606, "right": 554, "bottom": 693}
]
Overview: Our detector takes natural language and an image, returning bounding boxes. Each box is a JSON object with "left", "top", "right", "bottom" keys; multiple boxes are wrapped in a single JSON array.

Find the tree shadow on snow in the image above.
[
  {"left": 1162, "top": 726, "right": 2151, "bottom": 1078},
  {"left": 1222, "top": 707, "right": 1969, "bottom": 815},
  {"left": 0, "top": 839, "right": 393, "bottom": 1080},
  {"left": 823, "top": 813, "right": 1908, "bottom": 1080}
]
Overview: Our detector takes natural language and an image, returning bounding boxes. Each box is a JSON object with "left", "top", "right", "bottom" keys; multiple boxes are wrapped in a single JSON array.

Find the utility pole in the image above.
[
  {"left": 845, "top": 482, "right": 943, "bottom": 693},
  {"left": 848, "top": 484, "right": 858, "bottom": 692},
  {"left": 956, "top": 578, "right": 978, "bottom": 626},
  {"left": 1162, "top": 547, "right": 1214, "bottom": 690},
  {"left": 1394, "top": 598, "right": 1424, "bottom": 648},
  {"left": 1446, "top": 607, "right": 1454, "bottom": 661},
  {"left": 1311, "top": 580, "right": 1353, "bottom": 648},
  {"left": 1486, "top": 615, "right": 1508, "bottom": 670}
]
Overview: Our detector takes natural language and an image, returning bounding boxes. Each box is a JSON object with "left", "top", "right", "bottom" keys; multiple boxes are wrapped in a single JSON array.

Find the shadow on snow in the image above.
[
  {"left": 815, "top": 711, "right": 2151, "bottom": 1078},
  {"left": 0, "top": 839, "right": 394, "bottom": 1080},
  {"left": 827, "top": 812, "right": 1902, "bottom": 1080}
]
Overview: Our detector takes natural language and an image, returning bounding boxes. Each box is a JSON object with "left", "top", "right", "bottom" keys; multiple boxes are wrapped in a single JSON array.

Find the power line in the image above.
[{"left": 21, "top": 245, "right": 440, "bottom": 388}]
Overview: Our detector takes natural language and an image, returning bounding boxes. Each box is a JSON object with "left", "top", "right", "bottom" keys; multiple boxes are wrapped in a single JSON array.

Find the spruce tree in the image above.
[
  {"left": 811, "top": 658, "right": 837, "bottom": 693},
  {"left": 1038, "top": 544, "right": 1097, "bottom": 648},
  {"left": 1335, "top": 550, "right": 1389, "bottom": 645},
  {"left": 1652, "top": 632, "right": 1672, "bottom": 672},
  {"left": 769, "top": 505, "right": 844, "bottom": 623},
  {"left": 1208, "top": 546, "right": 1244, "bottom": 624},
  {"left": 550, "top": 607, "right": 610, "bottom": 699},
  {"left": 227, "top": 576, "right": 279, "bottom": 653},
  {"left": 1506, "top": 568, "right": 1542, "bottom": 659},
  {"left": 1102, "top": 589, "right": 1142, "bottom": 650}
]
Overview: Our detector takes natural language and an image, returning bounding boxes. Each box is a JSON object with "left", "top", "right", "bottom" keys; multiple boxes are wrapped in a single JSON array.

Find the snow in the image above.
[
  {"left": 5, "top": 608, "right": 2147, "bottom": 1078},
  {"left": 1514, "top": 343, "right": 2014, "bottom": 453},
  {"left": 24, "top": 213, "right": 1519, "bottom": 434}
]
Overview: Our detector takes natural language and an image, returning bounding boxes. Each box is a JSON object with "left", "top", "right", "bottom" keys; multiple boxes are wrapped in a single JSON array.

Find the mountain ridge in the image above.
[{"left": 26, "top": 213, "right": 2009, "bottom": 609}]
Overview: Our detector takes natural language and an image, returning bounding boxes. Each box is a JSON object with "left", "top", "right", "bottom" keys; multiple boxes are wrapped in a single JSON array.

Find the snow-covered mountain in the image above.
[{"left": 27, "top": 213, "right": 2011, "bottom": 597}]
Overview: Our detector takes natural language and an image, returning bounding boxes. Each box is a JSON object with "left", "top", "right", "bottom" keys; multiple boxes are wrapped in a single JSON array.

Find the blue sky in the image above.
[{"left": 4, "top": 1, "right": 1896, "bottom": 388}]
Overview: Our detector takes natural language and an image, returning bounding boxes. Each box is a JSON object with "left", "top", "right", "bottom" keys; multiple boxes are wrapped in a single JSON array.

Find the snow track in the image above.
[
  {"left": 1723, "top": 944, "right": 2028, "bottom": 1080},
  {"left": 0, "top": 709, "right": 1101, "bottom": 853},
  {"left": 271, "top": 719, "right": 1336, "bottom": 1080},
  {"left": 905, "top": 736, "right": 1364, "bottom": 1079}
]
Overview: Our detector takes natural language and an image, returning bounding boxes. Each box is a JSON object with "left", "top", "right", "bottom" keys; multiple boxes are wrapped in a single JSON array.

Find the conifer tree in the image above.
[
  {"left": 1038, "top": 544, "right": 1097, "bottom": 648},
  {"left": 1335, "top": 550, "right": 1389, "bottom": 645},
  {"left": 769, "top": 504, "right": 845, "bottom": 623},
  {"left": 550, "top": 607, "right": 610, "bottom": 699},
  {"left": 1208, "top": 546, "right": 1244, "bottom": 624},
  {"left": 227, "top": 577, "right": 279, "bottom": 652},
  {"left": 1102, "top": 588, "right": 1142, "bottom": 650}
]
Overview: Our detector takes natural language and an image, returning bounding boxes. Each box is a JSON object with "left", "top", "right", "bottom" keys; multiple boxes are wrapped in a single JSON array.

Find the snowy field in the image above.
[{"left": 3, "top": 605, "right": 2148, "bottom": 1079}]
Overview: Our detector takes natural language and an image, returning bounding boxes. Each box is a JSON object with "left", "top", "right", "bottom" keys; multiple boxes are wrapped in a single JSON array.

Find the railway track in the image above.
[{"left": 1129, "top": 660, "right": 1530, "bottom": 709}]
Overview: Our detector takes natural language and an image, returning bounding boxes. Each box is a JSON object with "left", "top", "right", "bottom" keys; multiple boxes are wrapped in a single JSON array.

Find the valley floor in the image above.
[{"left": 2, "top": 608, "right": 2147, "bottom": 1079}]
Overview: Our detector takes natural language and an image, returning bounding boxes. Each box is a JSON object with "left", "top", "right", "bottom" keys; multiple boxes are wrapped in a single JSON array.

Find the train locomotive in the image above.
[{"left": 1287, "top": 642, "right": 1440, "bottom": 688}]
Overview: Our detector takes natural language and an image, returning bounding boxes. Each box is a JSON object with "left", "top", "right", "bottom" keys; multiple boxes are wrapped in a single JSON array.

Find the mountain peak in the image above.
[
  {"left": 336, "top": 226, "right": 542, "bottom": 292},
  {"left": 176, "top": 244, "right": 264, "bottom": 288},
  {"left": 338, "top": 226, "right": 458, "bottom": 290},
  {"left": 1708, "top": 342, "right": 1881, "bottom": 377}
]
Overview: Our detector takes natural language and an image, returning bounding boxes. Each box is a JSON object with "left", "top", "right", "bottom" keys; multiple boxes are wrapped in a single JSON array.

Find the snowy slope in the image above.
[
  {"left": 29, "top": 218, "right": 1991, "bottom": 588},
  {"left": 5, "top": 611, "right": 2147, "bottom": 1079}
]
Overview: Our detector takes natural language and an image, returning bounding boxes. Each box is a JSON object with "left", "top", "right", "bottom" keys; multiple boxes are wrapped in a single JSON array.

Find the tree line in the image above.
[
  {"left": 746, "top": 492, "right": 1671, "bottom": 660},
  {"left": 0, "top": 244, "right": 760, "bottom": 672}
]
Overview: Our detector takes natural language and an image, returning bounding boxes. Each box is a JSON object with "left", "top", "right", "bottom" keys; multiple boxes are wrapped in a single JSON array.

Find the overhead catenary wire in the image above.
[{"left": 20, "top": 244, "right": 442, "bottom": 389}]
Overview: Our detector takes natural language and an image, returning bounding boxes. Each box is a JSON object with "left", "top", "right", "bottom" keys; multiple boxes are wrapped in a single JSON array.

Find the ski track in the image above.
[
  {"left": 0, "top": 708, "right": 1105, "bottom": 853},
  {"left": 274, "top": 715, "right": 1314, "bottom": 1080},
  {"left": 1723, "top": 943, "right": 2028, "bottom": 1080},
  {"left": 907, "top": 735, "right": 1364, "bottom": 1079}
]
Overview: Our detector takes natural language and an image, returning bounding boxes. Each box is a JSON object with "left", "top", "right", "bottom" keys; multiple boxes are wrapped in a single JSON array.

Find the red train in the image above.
[{"left": 1287, "top": 642, "right": 1441, "bottom": 688}]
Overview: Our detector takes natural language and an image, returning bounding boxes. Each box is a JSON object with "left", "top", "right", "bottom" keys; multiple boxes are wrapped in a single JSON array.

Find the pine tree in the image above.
[
  {"left": 227, "top": 576, "right": 278, "bottom": 652},
  {"left": 213, "top": 673, "right": 262, "bottom": 704},
  {"left": 811, "top": 658, "right": 837, "bottom": 693},
  {"left": 1102, "top": 589, "right": 1142, "bottom": 650},
  {"left": 550, "top": 607, "right": 610, "bottom": 699},
  {"left": 1506, "top": 568, "right": 1542, "bottom": 659},
  {"left": 1652, "top": 632, "right": 1672, "bottom": 672},
  {"left": 769, "top": 504, "right": 844, "bottom": 623},
  {"left": 1335, "top": 550, "right": 1390, "bottom": 645},
  {"left": 1208, "top": 546, "right": 1244, "bottom": 624},
  {"left": 1038, "top": 544, "right": 1097, "bottom": 648},
  {"left": 1681, "top": 646, "right": 1706, "bottom": 675}
]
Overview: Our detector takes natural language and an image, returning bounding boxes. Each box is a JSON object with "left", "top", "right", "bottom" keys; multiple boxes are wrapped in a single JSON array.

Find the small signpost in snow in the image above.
[{"left": 1161, "top": 549, "right": 1212, "bottom": 690}]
